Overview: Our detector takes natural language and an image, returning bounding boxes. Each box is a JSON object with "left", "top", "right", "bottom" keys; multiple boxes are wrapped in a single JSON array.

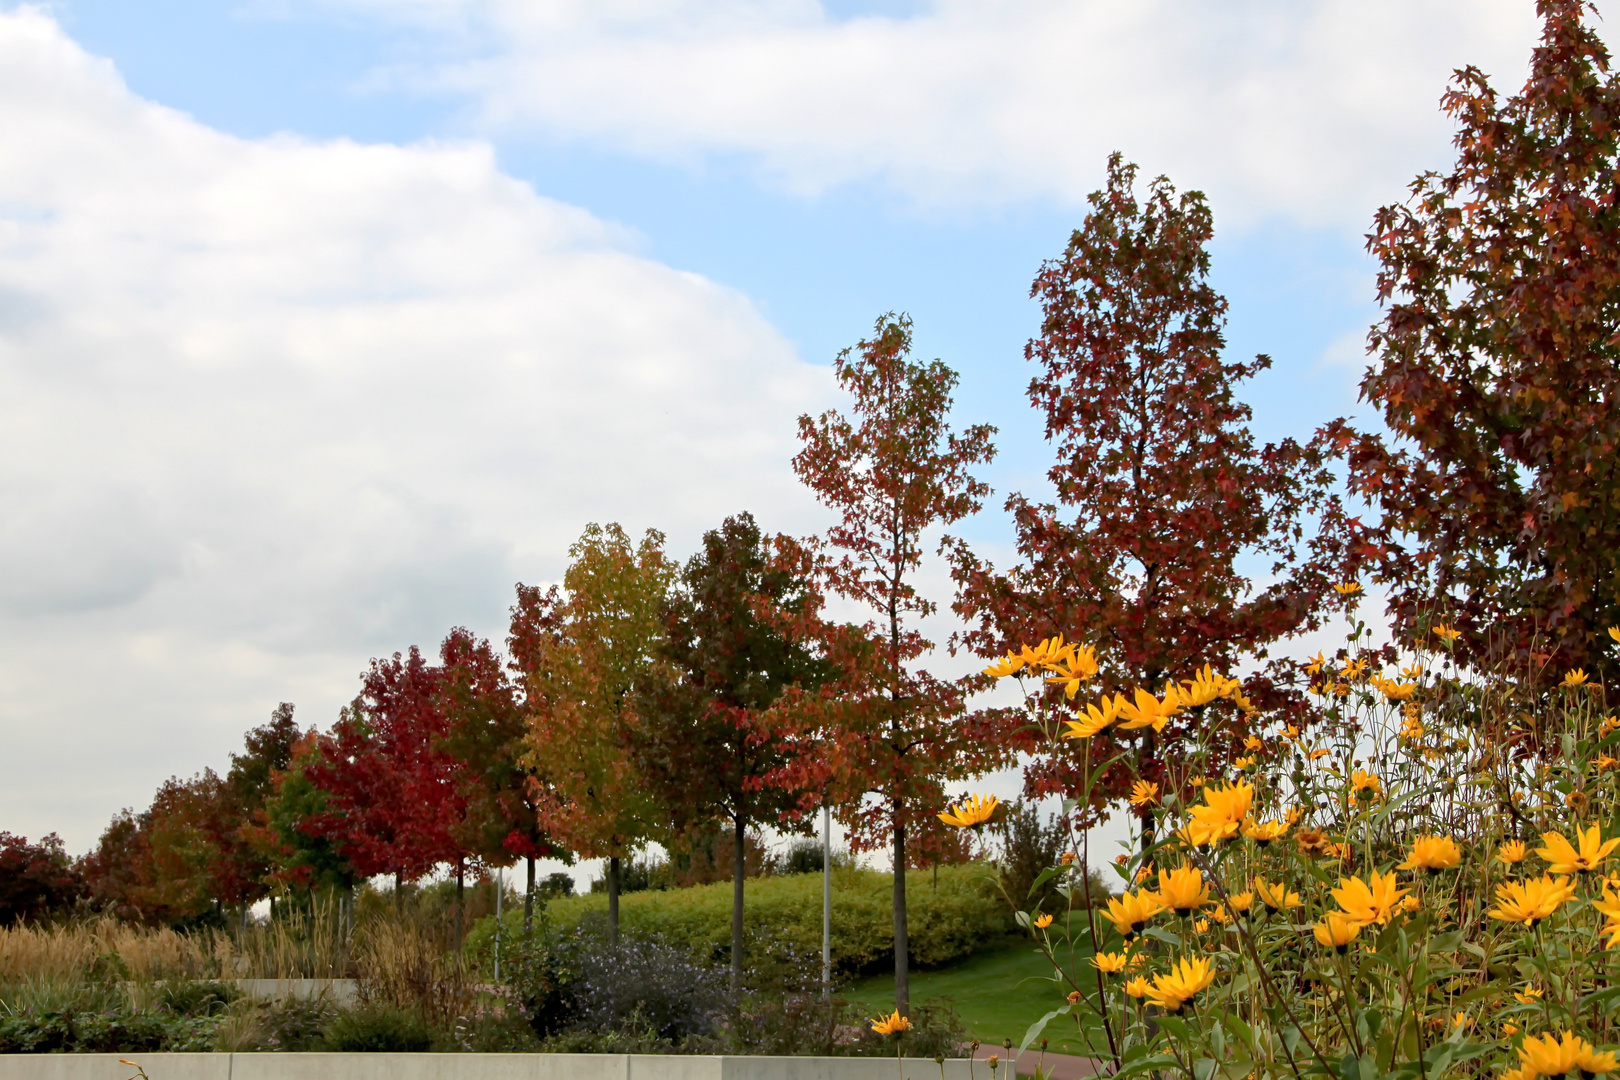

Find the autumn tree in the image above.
[
  {"left": 1334, "top": 0, "right": 1620, "bottom": 682},
  {"left": 516, "top": 523, "right": 673, "bottom": 945},
  {"left": 0, "top": 833, "right": 82, "bottom": 925},
  {"left": 437, "top": 626, "right": 568, "bottom": 935},
  {"left": 253, "top": 734, "right": 360, "bottom": 898},
  {"left": 631, "top": 511, "right": 834, "bottom": 993},
  {"left": 792, "top": 313, "right": 1000, "bottom": 1013},
  {"left": 302, "top": 648, "right": 465, "bottom": 903},
  {"left": 950, "top": 155, "right": 1357, "bottom": 835}
]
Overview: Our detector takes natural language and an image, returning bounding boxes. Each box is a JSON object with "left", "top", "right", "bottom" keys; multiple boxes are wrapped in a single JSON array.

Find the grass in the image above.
[{"left": 838, "top": 931, "right": 1106, "bottom": 1056}]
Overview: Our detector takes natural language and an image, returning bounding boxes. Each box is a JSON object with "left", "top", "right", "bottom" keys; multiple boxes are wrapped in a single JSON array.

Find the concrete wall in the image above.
[
  {"left": 0, "top": 1054, "right": 981, "bottom": 1080},
  {"left": 232, "top": 982, "right": 360, "bottom": 1009}
]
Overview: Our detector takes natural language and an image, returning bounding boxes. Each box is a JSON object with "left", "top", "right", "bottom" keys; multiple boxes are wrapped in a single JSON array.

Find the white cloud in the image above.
[
  {"left": 0, "top": 7, "right": 834, "bottom": 851},
  {"left": 313, "top": 0, "right": 1559, "bottom": 226}
]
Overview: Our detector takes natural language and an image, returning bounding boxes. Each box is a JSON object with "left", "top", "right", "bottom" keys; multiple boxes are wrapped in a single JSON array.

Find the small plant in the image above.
[{"left": 320, "top": 1004, "right": 435, "bottom": 1052}]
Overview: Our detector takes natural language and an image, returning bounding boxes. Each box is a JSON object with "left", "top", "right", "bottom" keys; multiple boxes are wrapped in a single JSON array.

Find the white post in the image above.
[
  {"left": 494, "top": 868, "right": 503, "bottom": 981},
  {"left": 822, "top": 802, "right": 832, "bottom": 996}
]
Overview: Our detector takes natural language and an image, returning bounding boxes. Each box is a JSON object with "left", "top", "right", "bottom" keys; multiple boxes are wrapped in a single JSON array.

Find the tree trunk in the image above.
[
  {"left": 731, "top": 816, "right": 746, "bottom": 997},
  {"left": 394, "top": 870, "right": 403, "bottom": 915},
  {"left": 608, "top": 855, "right": 621, "bottom": 946},
  {"left": 524, "top": 855, "right": 535, "bottom": 935},
  {"left": 455, "top": 858, "right": 465, "bottom": 955},
  {"left": 892, "top": 809, "right": 909, "bottom": 1014}
]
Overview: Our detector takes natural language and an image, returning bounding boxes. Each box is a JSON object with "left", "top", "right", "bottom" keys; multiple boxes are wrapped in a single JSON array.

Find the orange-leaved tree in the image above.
[
  {"left": 792, "top": 312, "right": 1002, "bottom": 1013},
  {"left": 514, "top": 523, "right": 673, "bottom": 945},
  {"left": 950, "top": 155, "right": 1359, "bottom": 840}
]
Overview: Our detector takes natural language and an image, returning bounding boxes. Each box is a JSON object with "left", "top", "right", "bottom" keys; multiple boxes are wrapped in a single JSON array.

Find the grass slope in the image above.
[{"left": 838, "top": 932, "right": 1101, "bottom": 1055}]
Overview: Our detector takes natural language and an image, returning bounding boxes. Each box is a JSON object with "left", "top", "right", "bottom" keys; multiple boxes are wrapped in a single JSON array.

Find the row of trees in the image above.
[{"left": 18, "top": 2, "right": 1620, "bottom": 1017}]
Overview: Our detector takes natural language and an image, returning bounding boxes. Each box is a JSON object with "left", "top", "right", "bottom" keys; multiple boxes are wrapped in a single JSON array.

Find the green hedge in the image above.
[{"left": 467, "top": 865, "right": 1011, "bottom": 975}]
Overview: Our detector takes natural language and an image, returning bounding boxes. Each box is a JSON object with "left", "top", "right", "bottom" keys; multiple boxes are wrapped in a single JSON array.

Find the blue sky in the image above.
[{"left": 0, "top": 0, "right": 1563, "bottom": 854}]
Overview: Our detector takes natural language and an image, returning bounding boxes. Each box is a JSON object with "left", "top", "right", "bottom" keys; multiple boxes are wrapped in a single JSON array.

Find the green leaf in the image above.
[
  {"left": 1016, "top": 1006, "right": 1070, "bottom": 1056},
  {"left": 1193, "top": 1058, "right": 1218, "bottom": 1080}
]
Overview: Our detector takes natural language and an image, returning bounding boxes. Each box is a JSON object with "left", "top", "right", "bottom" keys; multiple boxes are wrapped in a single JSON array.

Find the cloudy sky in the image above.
[{"left": 0, "top": 0, "right": 1576, "bottom": 862}]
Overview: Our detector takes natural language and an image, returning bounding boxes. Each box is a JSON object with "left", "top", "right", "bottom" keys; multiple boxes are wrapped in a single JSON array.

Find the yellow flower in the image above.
[
  {"left": 1596, "top": 755, "right": 1618, "bottom": 771},
  {"left": 1333, "top": 581, "right": 1362, "bottom": 596},
  {"left": 1536, "top": 823, "right": 1620, "bottom": 874},
  {"left": 1144, "top": 956, "right": 1216, "bottom": 1013},
  {"left": 1603, "top": 920, "right": 1620, "bottom": 949},
  {"left": 1129, "top": 781, "right": 1159, "bottom": 808},
  {"left": 1304, "top": 652, "right": 1326, "bottom": 676},
  {"left": 1193, "top": 918, "right": 1210, "bottom": 933},
  {"left": 983, "top": 651, "right": 1026, "bottom": 679},
  {"left": 1308, "top": 748, "right": 1331, "bottom": 761},
  {"left": 1178, "top": 664, "right": 1240, "bottom": 707},
  {"left": 1399, "top": 716, "right": 1426, "bottom": 741},
  {"left": 1498, "top": 840, "right": 1529, "bottom": 865},
  {"left": 938, "top": 794, "right": 999, "bottom": 829},
  {"left": 1019, "top": 635, "right": 1074, "bottom": 671},
  {"left": 1433, "top": 623, "right": 1462, "bottom": 642},
  {"left": 1233, "top": 754, "right": 1257, "bottom": 769},
  {"left": 1102, "top": 890, "right": 1164, "bottom": 938},
  {"left": 1232, "top": 691, "right": 1257, "bottom": 714},
  {"left": 1207, "top": 906, "right": 1229, "bottom": 925},
  {"left": 1381, "top": 680, "right": 1418, "bottom": 702},
  {"left": 1244, "top": 735, "right": 1263, "bottom": 751},
  {"left": 1517, "top": 1032, "right": 1594, "bottom": 1077},
  {"left": 1564, "top": 668, "right": 1590, "bottom": 687},
  {"left": 1513, "top": 986, "right": 1543, "bottom": 1005},
  {"left": 1254, "top": 877, "right": 1302, "bottom": 914},
  {"left": 1331, "top": 871, "right": 1408, "bottom": 928},
  {"left": 1503, "top": 1023, "right": 1520, "bottom": 1038},
  {"left": 1227, "top": 891, "right": 1254, "bottom": 914},
  {"left": 1285, "top": 806, "right": 1304, "bottom": 825},
  {"left": 1398, "top": 835, "right": 1462, "bottom": 872},
  {"left": 1313, "top": 911, "right": 1360, "bottom": 952},
  {"left": 1122, "top": 976, "right": 1151, "bottom": 999},
  {"left": 1090, "top": 951, "right": 1127, "bottom": 974},
  {"left": 1488, "top": 875, "right": 1576, "bottom": 927},
  {"left": 1063, "top": 695, "right": 1124, "bottom": 739},
  {"left": 1157, "top": 864, "right": 1212, "bottom": 915},
  {"left": 1116, "top": 686, "right": 1182, "bottom": 733},
  {"left": 1189, "top": 780, "right": 1254, "bottom": 833},
  {"left": 870, "top": 1010, "right": 911, "bottom": 1036},
  {"left": 1243, "top": 819, "right": 1288, "bottom": 845},
  {"left": 1610, "top": 626, "right": 1620, "bottom": 644},
  {"left": 1351, "top": 769, "right": 1382, "bottom": 800},
  {"left": 1604, "top": 715, "right": 1620, "bottom": 736},
  {"left": 1283, "top": 724, "right": 1302, "bottom": 741},
  {"left": 1576, "top": 1046, "right": 1620, "bottom": 1075},
  {"left": 1033, "top": 912, "right": 1053, "bottom": 929},
  {"left": 1044, "top": 646, "right": 1100, "bottom": 698}
]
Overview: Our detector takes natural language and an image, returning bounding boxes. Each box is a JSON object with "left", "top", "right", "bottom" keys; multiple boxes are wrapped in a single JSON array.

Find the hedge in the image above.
[{"left": 467, "top": 864, "right": 1011, "bottom": 975}]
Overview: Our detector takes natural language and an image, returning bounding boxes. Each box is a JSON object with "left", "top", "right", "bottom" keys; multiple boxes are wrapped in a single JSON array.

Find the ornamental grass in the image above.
[{"left": 972, "top": 619, "right": 1620, "bottom": 1080}]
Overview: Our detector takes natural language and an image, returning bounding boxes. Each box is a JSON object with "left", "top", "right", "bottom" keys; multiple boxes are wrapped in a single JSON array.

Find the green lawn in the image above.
[{"left": 838, "top": 932, "right": 1107, "bottom": 1056}]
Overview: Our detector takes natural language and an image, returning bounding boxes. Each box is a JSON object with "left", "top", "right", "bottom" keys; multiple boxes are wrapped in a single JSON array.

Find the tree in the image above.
[
  {"left": 0, "top": 833, "right": 82, "bottom": 925},
  {"left": 251, "top": 734, "right": 360, "bottom": 897},
  {"left": 437, "top": 626, "right": 568, "bottom": 936},
  {"left": 516, "top": 523, "right": 674, "bottom": 945},
  {"left": 1334, "top": 0, "right": 1620, "bottom": 682},
  {"left": 221, "top": 704, "right": 304, "bottom": 913},
  {"left": 631, "top": 511, "right": 834, "bottom": 994},
  {"left": 301, "top": 649, "right": 465, "bottom": 902},
  {"left": 792, "top": 313, "right": 1000, "bottom": 1013},
  {"left": 950, "top": 155, "right": 1357, "bottom": 833}
]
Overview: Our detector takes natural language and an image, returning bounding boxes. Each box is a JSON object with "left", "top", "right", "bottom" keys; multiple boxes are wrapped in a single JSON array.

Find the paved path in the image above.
[{"left": 969, "top": 1044, "right": 1105, "bottom": 1080}]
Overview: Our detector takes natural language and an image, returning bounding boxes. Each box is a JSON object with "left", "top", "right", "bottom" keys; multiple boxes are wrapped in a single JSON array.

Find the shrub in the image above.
[
  {"left": 471, "top": 864, "right": 1007, "bottom": 977},
  {"left": 320, "top": 1003, "right": 435, "bottom": 1052}
]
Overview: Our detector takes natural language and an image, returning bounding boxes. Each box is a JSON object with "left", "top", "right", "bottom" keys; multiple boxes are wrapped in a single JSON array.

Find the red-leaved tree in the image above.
[{"left": 792, "top": 313, "right": 1002, "bottom": 1013}]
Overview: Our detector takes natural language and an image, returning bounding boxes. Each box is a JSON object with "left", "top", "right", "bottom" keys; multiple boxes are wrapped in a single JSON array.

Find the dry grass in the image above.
[
  {"left": 0, "top": 920, "right": 209, "bottom": 984},
  {"left": 354, "top": 917, "right": 471, "bottom": 1026}
]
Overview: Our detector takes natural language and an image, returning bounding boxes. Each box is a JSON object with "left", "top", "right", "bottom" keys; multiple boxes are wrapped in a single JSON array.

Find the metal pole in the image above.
[
  {"left": 822, "top": 802, "right": 831, "bottom": 996},
  {"left": 494, "top": 868, "right": 503, "bottom": 981}
]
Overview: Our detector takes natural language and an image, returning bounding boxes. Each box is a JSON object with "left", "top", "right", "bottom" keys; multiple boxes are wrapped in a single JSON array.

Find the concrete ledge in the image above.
[
  {"left": 0, "top": 1054, "right": 981, "bottom": 1080},
  {"left": 231, "top": 982, "right": 360, "bottom": 1009}
]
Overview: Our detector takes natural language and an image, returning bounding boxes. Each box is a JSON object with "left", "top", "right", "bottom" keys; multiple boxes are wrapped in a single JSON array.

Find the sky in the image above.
[{"left": 0, "top": 0, "right": 1582, "bottom": 879}]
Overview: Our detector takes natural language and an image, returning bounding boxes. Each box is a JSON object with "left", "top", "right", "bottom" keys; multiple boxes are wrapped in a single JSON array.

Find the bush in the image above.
[
  {"left": 320, "top": 1003, "right": 435, "bottom": 1052},
  {"left": 470, "top": 863, "right": 1008, "bottom": 977}
]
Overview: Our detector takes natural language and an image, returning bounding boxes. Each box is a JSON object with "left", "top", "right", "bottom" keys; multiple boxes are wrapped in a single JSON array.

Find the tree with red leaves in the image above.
[
  {"left": 792, "top": 313, "right": 1000, "bottom": 1013},
  {"left": 437, "top": 625, "right": 567, "bottom": 934},
  {"left": 1333, "top": 0, "right": 1620, "bottom": 683},
  {"left": 303, "top": 647, "right": 465, "bottom": 904},
  {"left": 0, "top": 832, "right": 81, "bottom": 925},
  {"left": 950, "top": 154, "right": 1357, "bottom": 835},
  {"left": 630, "top": 511, "right": 834, "bottom": 994}
]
